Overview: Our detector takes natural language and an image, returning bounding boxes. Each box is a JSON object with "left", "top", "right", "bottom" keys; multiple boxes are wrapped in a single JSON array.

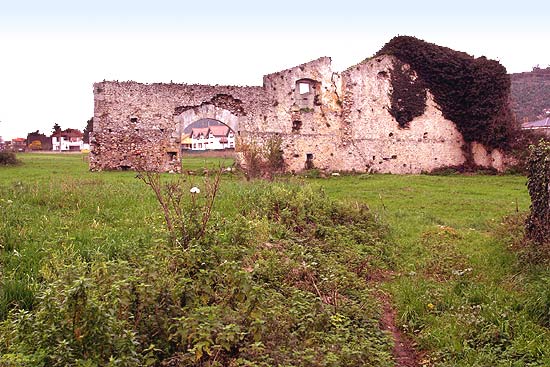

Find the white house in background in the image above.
[
  {"left": 52, "top": 129, "right": 85, "bottom": 151},
  {"left": 188, "top": 125, "right": 235, "bottom": 151}
]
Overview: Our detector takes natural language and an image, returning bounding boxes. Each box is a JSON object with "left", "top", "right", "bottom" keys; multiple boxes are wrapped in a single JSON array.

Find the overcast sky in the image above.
[{"left": 0, "top": 0, "right": 548, "bottom": 140}]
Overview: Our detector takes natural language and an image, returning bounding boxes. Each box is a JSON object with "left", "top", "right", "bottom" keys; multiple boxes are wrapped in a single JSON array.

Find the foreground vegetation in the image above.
[{"left": 1, "top": 153, "right": 549, "bottom": 366}]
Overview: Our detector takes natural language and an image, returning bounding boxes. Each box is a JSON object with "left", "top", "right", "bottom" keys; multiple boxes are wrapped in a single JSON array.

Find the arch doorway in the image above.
[
  {"left": 170, "top": 102, "right": 241, "bottom": 170},
  {"left": 180, "top": 118, "right": 236, "bottom": 152}
]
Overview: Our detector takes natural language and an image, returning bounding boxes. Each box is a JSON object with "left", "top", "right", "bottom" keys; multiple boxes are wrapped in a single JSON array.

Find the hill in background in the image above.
[{"left": 510, "top": 66, "right": 550, "bottom": 122}]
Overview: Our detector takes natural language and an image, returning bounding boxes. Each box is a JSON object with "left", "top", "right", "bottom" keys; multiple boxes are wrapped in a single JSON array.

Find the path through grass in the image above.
[{"left": 318, "top": 174, "right": 550, "bottom": 366}]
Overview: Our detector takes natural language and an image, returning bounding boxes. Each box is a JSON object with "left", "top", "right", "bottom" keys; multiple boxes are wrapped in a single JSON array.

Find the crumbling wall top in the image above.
[{"left": 262, "top": 57, "right": 333, "bottom": 86}]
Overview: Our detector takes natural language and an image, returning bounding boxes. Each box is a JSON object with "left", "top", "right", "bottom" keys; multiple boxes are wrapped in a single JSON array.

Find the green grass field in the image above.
[{"left": 1, "top": 153, "right": 549, "bottom": 366}]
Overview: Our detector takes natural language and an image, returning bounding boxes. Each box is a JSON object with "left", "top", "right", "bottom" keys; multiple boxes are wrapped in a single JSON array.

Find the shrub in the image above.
[
  {"left": 237, "top": 142, "right": 264, "bottom": 180},
  {"left": 237, "top": 136, "right": 285, "bottom": 180},
  {"left": 0, "top": 152, "right": 20, "bottom": 166},
  {"left": 525, "top": 139, "right": 550, "bottom": 259},
  {"left": 263, "top": 135, "right": 286, "bottom": 174},
  {"left": 136, "top": 168, "right": 221, "bottom": 248}
]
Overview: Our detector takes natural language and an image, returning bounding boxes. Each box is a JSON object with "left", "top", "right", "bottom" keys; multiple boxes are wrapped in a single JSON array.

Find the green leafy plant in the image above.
[
  {"left": 525, "top": 139, "right": 550, "bottom": 259},
  {"left": 388, "top": 58, "right": 427, "bottom": 128},
  {"left": 0, "top": 181, "right": 395, "bottom": 366},
  {"left": 137, "top": 168, "right": 221, "bottom": 248}
]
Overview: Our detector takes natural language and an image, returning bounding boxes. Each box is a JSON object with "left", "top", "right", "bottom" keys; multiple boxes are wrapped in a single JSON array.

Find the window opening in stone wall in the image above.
[
  {"left": 130, "top": 117, "right": 138, "bottom": 123},
  {"left": 299, "top": 82, "right": 310, "bottom": 95},
  {"left": 295, "top": 79, "right": 320, "bottom": 109},
  {"left": 305, "top": 153, "right": 314, "bottom": 170},
  {"left": 292, "top": 120, "right": 302, "bottom": 133}
]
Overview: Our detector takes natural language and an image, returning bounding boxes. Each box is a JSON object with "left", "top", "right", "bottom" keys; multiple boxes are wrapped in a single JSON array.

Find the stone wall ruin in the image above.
[{"left": 90, "top": 52, "right": 511, "bottom": 173}]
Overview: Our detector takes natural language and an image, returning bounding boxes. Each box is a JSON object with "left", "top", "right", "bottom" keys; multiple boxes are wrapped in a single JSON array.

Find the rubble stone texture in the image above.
[{"left": 90, "top": 54, "right": 510, "bottom": 173}]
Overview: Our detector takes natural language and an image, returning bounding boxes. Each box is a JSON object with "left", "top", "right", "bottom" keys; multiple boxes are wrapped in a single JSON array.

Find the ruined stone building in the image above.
[{"left": 90, "top": 52, "right": 510, "bottom": 173}]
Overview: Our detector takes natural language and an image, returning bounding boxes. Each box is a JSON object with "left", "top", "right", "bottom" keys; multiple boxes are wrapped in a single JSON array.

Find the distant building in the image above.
[
  {"left": 181, "top": 134, "right": 193, "bottom": 150},
  {"left": 11, "top": 138, "right": 27, "bottom": 152},
  {"left": 188, "top": 125, "right": 235, "bottom": 151},
  {"left": 209, "top": 125, "right": 235, "bottom": 150},
  {"left": 522, "top": 117, "right": 550, "bottom": 136},
  {"left": 52, "top": 129, "right": 85, "bottom": 151}
]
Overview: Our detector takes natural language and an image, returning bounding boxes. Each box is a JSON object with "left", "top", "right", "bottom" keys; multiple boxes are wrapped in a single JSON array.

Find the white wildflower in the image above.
[{"left": 190, "top": 187, "right": 200, "bottom": 194}]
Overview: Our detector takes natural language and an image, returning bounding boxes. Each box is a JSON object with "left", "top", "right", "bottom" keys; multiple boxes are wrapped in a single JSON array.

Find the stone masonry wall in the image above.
[
  {"left": 91, "top": 53, "right": 510, "bottom": 173},
  {"left": 339, "top": 55, "right": 466, "bottom": 173},
  {"left": 91, "top": 82, "right": 269, "bottom": 171}
]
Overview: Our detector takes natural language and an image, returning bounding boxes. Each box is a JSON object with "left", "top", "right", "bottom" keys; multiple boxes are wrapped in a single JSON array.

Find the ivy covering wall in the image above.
[
  {"left": 387, "top": 58, "right": 427, "bottom": 128},
  {"left": 377, "top": 36, "right": 518, "bottom": 151}
]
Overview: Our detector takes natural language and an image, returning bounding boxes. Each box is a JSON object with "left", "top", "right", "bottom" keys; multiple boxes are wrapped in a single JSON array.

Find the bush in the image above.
[
  {"left": 525, "top": 139, "right": 550, "bottom": 259},
  {"left": 136, "top": 169, "right": 221, "bottom": 248},
  {"left": 0, "top": 152, "right": 20, "bottom": 166},
  {"left": 237, "top": 136, "right": 285, "bottom": 180}
]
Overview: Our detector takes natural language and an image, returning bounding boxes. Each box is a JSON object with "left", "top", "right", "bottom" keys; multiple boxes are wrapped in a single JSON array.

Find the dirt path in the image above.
[
  {"left": 368, "top": 269, "right": 424, "bottom": 367},
  {"left": 378, "top": 293, "right": 423, "bottom": 367}
]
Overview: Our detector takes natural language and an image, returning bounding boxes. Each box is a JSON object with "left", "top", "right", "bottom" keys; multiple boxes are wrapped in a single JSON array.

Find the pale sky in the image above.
[{"left": 0, "top": 0, "right": 548, "bottom": 140}]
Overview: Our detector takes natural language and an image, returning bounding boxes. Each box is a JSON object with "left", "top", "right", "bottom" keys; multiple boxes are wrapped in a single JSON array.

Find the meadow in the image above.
[{"left": 0, "top": 153, "right": 549, "bottom": 366}]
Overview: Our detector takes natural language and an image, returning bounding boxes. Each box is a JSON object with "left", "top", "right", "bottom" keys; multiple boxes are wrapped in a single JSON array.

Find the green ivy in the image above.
[
  {"left": 377, "top": 36, "right": 520, "bottom": 152},
  {"left": 388, "top": 58, "right": 427, "bottom": 128},
  {"left": 525, "top": 139, "right": 550, "bottom": 251}
]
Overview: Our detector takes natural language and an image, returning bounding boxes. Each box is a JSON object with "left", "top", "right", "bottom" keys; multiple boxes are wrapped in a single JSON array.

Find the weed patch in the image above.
[{"left": 1, "top": 176, "right": 394, "bottom": 366}]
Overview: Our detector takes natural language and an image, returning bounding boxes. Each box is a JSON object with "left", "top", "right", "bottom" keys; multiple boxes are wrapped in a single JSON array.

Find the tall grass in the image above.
[
  {"left": 315, "top": 173, "right": 550, "bottom": 365},
  {"left": 0, "top": 154, "right": 549, "bottom": 366}
]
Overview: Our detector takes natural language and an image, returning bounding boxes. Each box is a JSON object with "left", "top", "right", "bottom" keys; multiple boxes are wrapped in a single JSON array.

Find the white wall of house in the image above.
[
  {"left": 52, "top": 136, "right": 84, "bottom": 151},
  {"left": 190, "top": 130, "right": 235, "bottom": 151},
  {"left": 191, "top": 134, "right": 206, "bottom": 151}
]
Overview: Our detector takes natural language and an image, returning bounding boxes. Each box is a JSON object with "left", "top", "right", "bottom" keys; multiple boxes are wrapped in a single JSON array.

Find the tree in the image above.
[
  {"left": 83, "top": 118, "right": 93, "bottom": 144},
  {"left": 52, "top": 123, "right": 61, "bottom": 134},
  {"left": 28, "top": 140, "right": 42, "bottom": 150}
]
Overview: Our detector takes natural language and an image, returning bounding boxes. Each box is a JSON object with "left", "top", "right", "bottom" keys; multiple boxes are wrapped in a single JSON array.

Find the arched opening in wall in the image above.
[
  {"left": 173, "top": 103, "right": 241, "bottom": 171},
  {"left": 295, "top": 79, "right": 321, "bottom": 109},
  {"left": 180, "top": 118, "right": 236, "bottom": 155}
]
